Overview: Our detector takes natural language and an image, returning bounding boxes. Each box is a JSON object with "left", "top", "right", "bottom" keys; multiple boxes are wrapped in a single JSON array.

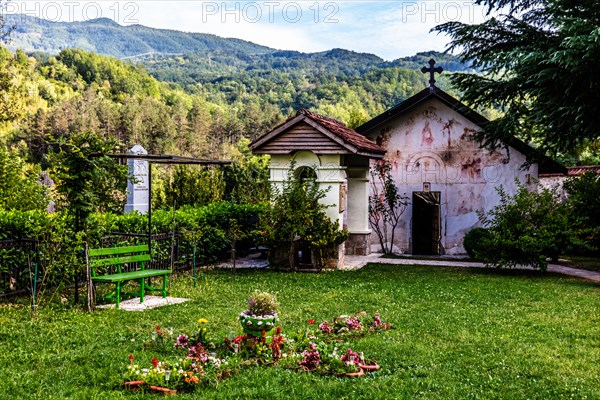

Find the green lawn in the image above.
[{"left": 1, "top": 264, "right": 598, "bottom": 399}]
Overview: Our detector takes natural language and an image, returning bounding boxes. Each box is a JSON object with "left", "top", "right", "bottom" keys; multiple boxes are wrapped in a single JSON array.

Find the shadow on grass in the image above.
[{"left": 362, "top": 262, "right": 599, "bottom": 288}]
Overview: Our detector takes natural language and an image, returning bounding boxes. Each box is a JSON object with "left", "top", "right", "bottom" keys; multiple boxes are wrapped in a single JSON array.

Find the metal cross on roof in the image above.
[{"left": 421, "top": 58, "right": 443, "bottom": 87}]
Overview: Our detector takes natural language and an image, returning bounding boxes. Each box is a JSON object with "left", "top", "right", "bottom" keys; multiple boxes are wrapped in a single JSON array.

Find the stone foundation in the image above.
[{"left": 345, "top": 233, "right": 371, "bottom": 256}]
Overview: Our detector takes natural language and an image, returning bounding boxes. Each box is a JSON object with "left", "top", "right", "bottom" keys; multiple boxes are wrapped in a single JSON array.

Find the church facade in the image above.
[{"left": 357, "top": 85, "right": 563, "bottom": 255}]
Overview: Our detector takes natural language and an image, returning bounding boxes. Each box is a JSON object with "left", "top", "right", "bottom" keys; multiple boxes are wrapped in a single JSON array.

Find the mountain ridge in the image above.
[{"left": 5, "top": 13, "right": 275, "bottom": 57}]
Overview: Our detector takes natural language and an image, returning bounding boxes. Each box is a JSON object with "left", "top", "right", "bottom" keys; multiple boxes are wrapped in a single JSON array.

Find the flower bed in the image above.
[{"left": 123, "top": 312, "right": 392, "bottom": 393}]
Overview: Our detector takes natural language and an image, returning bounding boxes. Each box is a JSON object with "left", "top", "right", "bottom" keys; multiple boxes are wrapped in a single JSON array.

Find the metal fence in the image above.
[
  {"left": 0, "top": 233, "right": 200, "bottom": 298},
  {"left": 0, "top": 239, "right": 40, "bottom": 297}
]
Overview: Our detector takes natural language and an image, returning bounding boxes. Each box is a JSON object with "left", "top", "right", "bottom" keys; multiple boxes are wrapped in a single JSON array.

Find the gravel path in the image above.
[{"left": 343, "top": 253, "right": 600, "bottom": 283}]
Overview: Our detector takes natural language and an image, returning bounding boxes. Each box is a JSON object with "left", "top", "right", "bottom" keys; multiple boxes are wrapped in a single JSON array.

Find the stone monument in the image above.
[{"left": 124, "top": 144, "right": 149, "bottom": 214}]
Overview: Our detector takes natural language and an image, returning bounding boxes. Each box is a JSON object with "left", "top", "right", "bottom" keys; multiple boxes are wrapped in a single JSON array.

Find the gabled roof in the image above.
[
  {"left": 356, "top": 86, "right": 565, "bottom": 174},
  {"left": 250, "top": 109, "right": 385, "bottom": 159}
]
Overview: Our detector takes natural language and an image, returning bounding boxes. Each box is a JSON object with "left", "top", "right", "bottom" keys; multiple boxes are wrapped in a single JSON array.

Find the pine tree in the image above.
[{"left": 433, "top": 0, "right": 600, "bottom": 159}]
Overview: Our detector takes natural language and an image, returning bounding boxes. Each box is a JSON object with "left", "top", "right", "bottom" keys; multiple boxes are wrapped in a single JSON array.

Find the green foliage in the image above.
[
  {"left": 0, "top": 47, "right": 38, "bottom": 126},
  {"left": 368, "top": 161, "right": 409, "bottom": 254},
  {"left": 263, "top": 164, "right": 348, "bottom": 270},
  {"left": 433, "top": 0, "right": 600, "bottom": 159},
  {"left": 563, "top": 171, "right": 600, "bottom": 252},
  {"left": 0, "top": 146, "right": 48, "bottom": 211},
  {"left": 2, "top": 27, "right": 471, "bottom": 167},
  {"left": 246, "top": 291, "right": 279, "bottom": 316},
  {"left": 155, "top": 166, "right": 225, "bottom": 209},
  {"left": 462, "top": 227, "right": 493, "bottom": 260},
  {"left": 477, "top": 180, "right": 573, "bottom": 270},
  {"left": 5, "top": 14, "right": 272, "bottom": 58},
  {"left": 46, "top": 131, "right": 128, "bottom": 230},
  {"left": 222, "top": 138, "right": 270, "bottom": 205},
  {"left": 0, "top": 201, "right": 264, "bottom": 295}
]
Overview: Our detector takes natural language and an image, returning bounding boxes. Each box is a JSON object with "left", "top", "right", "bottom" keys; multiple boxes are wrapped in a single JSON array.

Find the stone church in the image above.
[{"left": 250, "top": 61, "right": 564, "bottom": 266}]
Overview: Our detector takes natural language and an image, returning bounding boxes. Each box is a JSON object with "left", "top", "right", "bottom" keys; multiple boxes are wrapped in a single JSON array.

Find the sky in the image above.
[{"left": 4, "top": 1, "right": 490, "bottom": 60}]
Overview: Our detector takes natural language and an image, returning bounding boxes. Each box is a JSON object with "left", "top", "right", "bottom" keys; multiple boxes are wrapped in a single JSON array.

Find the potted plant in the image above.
[{"left": 239, "top": 291, "right": 279, "bottom": 337}]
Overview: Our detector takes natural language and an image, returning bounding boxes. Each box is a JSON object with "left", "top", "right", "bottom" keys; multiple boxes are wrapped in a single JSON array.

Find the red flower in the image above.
[
  {"left": 307, "top": 319, "right": 315, "bottom": 324},
  {"left": 128, "top": 354, "right": 134, "bottom": 364},
  {"left": 233, "top": 335, "right": 244, "bottom": 344},
  {"left": 151, "top": 357, "right": 159, "bottom": 368},
  {"left": 156, "top": 325, "right": 161, "bottom": 332}
]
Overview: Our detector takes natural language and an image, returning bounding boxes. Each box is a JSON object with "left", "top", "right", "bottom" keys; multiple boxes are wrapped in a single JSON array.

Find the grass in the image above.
[{"left": 1, "top": 264, "right": 598, "bottom": 399}]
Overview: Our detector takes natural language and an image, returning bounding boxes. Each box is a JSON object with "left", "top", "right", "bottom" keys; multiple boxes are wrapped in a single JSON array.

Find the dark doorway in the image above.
[{"left": 412, "top": 192, "right": 441, "bottom": 255}]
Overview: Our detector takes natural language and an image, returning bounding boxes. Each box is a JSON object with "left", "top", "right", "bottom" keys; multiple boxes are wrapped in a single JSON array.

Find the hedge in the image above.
[{"left": 0, "top": 202, "right": 265, "bottom": 294}]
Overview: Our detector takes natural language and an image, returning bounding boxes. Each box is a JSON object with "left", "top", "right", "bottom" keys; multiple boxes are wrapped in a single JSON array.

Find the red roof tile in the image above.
[
  {"left": 297, "top": 109, "right": 385, "bottom": 155},
  {"left": 567, "top": 165, "right": 600, "bottom": 175},
  {"left": 540, "top": 165, "right": 600, "bottom": 178}
]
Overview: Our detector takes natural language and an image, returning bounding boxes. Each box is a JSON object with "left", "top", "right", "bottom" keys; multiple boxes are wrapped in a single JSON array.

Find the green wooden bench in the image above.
[{"left": 89, "top": 244, "right": 170, "bottom": 309}]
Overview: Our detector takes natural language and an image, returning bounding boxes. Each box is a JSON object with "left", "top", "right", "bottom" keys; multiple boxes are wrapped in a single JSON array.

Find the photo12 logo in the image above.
[
  {"left": 400, "top": 1, "right": 485, "bottom": 24},
  {"left": 2, "top": 2, "right": 141, "bottom": 25},
  {"left": 200, "top": 2, "right": 339, "bottom": 24}
]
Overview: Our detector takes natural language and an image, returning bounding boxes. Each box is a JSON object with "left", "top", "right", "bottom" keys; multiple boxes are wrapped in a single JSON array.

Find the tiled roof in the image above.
[
  {"left": 297, "top": 109, "right": 385, "bottom": 154},
  {"left": 567, "top": 165, "right": 600, "bottom": 175},
  {"left": 540, "top": 165, "right": 600, "bottom": 178}
]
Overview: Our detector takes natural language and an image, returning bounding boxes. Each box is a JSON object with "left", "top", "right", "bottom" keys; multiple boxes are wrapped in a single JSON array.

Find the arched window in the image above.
[{"left": 295, "top": 166, "right": 317, "bottom": 184}]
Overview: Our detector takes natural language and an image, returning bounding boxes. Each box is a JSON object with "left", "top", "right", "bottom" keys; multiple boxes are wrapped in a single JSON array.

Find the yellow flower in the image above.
[{"left": 198, "top": 318, "right": 208, "bottom": 324}]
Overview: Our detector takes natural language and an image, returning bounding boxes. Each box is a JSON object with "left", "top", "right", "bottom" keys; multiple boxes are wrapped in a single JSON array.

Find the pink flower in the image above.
[
  {"left": 340, "top": 348, "right": 360, "bottom": 365},
  {"left": 346, "top": 317, "right": 362, "bottom": 331},
  {"left": 174, "top": 334, "right": 189, "bottom": 349},
  {"left": 318, "top": 320, "right": 332, "bottom": 334},
  {"left": 300, "top": 343, "right": 321, "bottom": 369}
]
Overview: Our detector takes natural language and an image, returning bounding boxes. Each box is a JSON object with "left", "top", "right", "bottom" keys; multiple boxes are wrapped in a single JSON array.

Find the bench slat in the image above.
[
  {"left": 92, "top": 269, "right": 170, "bottom": 283},
  {"left": 89, "top": 245, "right": 149, "bottom": 257},
  {"left": 90, "top": 254, "right": 151, "bottom": 268}
]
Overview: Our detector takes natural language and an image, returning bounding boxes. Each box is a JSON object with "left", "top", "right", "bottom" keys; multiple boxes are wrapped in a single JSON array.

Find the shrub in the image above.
[
  {"left": 563, "top": 171, "right": 600, "bottom": 253},
  {"left": 477, "top": 179, "right": 573, "bottom": 270},
  {"left": 463, "top": 227, "right": 493, "bottom": 260}
]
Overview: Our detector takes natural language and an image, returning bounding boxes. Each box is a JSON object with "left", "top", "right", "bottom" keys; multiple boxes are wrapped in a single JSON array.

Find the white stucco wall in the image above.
[
  {"left": 269, "top": 152, "right": 345, "bottom": 229},
  {"left": 364, "top": 98, "right": 538, "bottom": 254}
]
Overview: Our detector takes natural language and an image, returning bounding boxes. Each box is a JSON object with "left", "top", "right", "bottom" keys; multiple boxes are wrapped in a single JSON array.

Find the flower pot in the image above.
[
  {"left": 239, "top": 311, "right": 277, "bottom": 337},
  {"left": 359, "top": 362, "right": 381, "bottom": 372},
  {"left": 124, "top": 381, "right": 177, "bottom": 396},
  {"left": 149, "top": 385, "right": 177, "bottom": 396},
  {"left": 124, "top": 380, "right": 145, "bottom": 391},
  {"left": 341, "top": 368, "right": 365, "bottom": 378}
]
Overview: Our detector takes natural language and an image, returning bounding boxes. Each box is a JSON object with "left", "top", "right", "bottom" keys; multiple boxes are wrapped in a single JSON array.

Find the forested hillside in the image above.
[
  {"left": 1, "top": 45, "right": 461, "bottom": 163},
  {"left": 5, "top": 14, "right": 273, "bottom": 57}
]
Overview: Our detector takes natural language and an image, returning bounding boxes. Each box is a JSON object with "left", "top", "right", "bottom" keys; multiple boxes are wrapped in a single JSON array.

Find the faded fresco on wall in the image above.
[{"left": 364, "top": 98, "right": 538, "bottom": 255}]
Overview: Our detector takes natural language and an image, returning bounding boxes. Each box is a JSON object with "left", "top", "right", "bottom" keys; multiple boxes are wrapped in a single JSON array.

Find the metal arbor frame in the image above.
[{"left": 108, "top": 153, "right": 231, "bottom": 249}]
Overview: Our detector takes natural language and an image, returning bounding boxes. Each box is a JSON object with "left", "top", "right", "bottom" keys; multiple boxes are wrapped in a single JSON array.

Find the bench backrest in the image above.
[{"left": 89, "top": 245, "right": 151, "bottom": 277}]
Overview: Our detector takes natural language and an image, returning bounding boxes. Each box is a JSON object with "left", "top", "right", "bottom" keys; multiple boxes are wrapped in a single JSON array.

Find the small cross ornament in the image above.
[{"left": 421, "top": 59, "right": 443, "bottom": 87}]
